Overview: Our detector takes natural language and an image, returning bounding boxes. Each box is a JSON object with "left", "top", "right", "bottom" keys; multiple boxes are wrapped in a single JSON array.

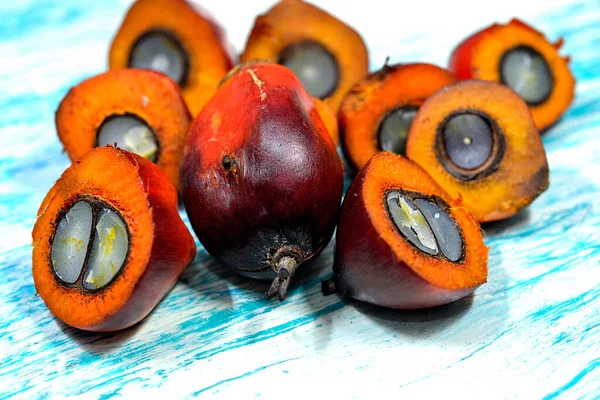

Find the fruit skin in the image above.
[
  {"left": 331, "top": 152, "right": 487, "bottom": 310},
  {"left": 180, "top": 63, "right": 343, "bottom": 286}
]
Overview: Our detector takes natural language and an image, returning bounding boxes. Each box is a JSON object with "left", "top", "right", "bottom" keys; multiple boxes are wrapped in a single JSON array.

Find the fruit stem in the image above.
[
  {"left": 321, "top": 277, "right": 337, "bottom": 296},
  {"left": 265, "top": 256, "right": 298, "bottom": 302}
]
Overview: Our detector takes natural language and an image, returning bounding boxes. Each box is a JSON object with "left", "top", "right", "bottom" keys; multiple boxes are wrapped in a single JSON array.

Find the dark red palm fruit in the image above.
[
  {"left": 327, "top": 152, "right": 488, "bottom": 309},
  {"left": 180, "top": 62, "right": 344, "bottom": 301},
  {"left": 32, "top": 146, "right": 196, "bottom": 331}
]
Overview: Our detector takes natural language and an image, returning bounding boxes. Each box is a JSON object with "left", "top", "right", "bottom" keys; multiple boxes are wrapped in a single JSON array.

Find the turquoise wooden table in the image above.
[{"left": 1, "top": 0, "right": 599, "bottom": 398}]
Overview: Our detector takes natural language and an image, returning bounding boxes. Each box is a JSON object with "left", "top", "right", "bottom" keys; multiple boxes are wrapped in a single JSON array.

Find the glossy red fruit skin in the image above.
[
  {"left": 333, "top": 167, "right": 476, "bottom": 310},
  {"left": 180, "top": 63, "right": 344, "bottom": 280},
  {"left": 448, "top": 30, "right": 481, "bottom": 80}
]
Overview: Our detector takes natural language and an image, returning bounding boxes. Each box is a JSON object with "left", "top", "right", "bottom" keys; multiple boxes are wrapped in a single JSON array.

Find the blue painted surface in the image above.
[{"left": 0, "top": 0, "right": 599, "bottom": 398}]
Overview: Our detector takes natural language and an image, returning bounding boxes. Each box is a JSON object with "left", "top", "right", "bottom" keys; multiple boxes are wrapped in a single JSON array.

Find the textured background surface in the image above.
[{"left": 1, "top": 0, "right": 599, "bottom": 398}]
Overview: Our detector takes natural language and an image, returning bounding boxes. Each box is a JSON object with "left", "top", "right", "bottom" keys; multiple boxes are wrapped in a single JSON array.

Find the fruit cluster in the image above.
[{"left": 32, "top": 0, "right": 575, "bottom": 332}]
